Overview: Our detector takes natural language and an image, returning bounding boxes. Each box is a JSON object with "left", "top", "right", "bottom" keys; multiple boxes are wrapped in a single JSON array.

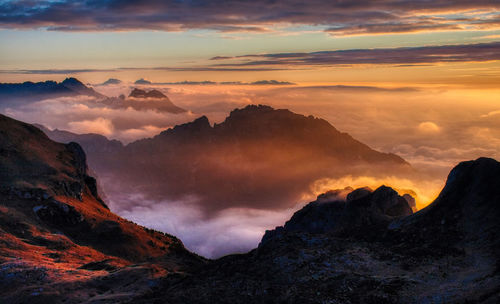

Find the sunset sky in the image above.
[
  {"left": 1, "top": 1, "right": 500, "bottom": 257},
  {"left": 1, "top": 1, "right": 499, "bottom": 86}
]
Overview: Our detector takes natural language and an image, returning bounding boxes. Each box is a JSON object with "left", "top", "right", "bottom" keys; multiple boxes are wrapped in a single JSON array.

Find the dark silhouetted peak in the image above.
[
  {"left": 101, "top": 78, "right": 122, "bottom": 85},
  {"left": 163, "top": 115, "right": 211, "bottom": 137},
  {"left": 129, "top": 88, "right": 147, "bottom": 97},
  {"left": 230, "top": 104, "right": 276, "bottom": 116},
  {"left": 36, "top": 124, "right": 124, "bottom": 154},
  {"left": 134, "top": 78, "right": 152, "bottom": 84},
  {"left": 316, "top": 187, "right": 353, "bottom": 202},
  {"left": 0, "top": 77, "right": 103, "bottom": 101},
  {"left": 392, "top": 157, "right": 500, "bottom": 250},
  {"left": 61, "top": 77, "right": 84, "bottom": 87},
  {"left": 129, "top": 88, "right": 167, "bottom": 99},
  {"left": 346, "top": 186, "right": 373, "bottom": 201},
  {"left": 261, "top": 185, "right": 413, "bottom": 243}
]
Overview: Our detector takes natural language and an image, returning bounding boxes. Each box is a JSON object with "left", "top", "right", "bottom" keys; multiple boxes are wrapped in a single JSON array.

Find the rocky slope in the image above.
[
  {"left": 134, "top": 157, "right": 500, "bottom": 303},
  {"left": 0, "top": 114, "right": 204, "bottom": 303}
]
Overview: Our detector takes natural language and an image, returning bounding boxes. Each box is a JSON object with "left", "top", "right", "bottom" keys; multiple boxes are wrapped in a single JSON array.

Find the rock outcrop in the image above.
[
  {"left": 135, "top": 158, "right": 500, "bottom": 304},
  {"left": 261, "top": 185, "right": 413, "bottom": 243},
  {"left": 0, "top": 114, "right": 204, "bottom": 303}
]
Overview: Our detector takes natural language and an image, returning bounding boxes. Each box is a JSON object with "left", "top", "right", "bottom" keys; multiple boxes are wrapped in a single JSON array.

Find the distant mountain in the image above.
[
  {"left": 129, "top": 88, "right": 168, "bottom": 99},
  {"left": 34, "top": 124, "right": 124, "bottom": 154},
  {"left": 100, "top": 88, "right": 186, "bottom": 113},
  {"left": 40, "top": 104, "right": 411, "bottom": 213},
  {"left": 0, "top": 114, "right": 203, "bottom": 302},
  {"left": 100, "top": 78, "right": 122, "bottom": 85},
  {"left": 0, "top": 76, "right": 187, "bottom": 114},
  {"left": 136, "top": 158, "right": 500, "bottom": 303},
  {"left": 134, "top": 78, "right": 152, "bottom": 84},
  {"left": 0, "top": 77, "right": 104, "bottom": 104}
]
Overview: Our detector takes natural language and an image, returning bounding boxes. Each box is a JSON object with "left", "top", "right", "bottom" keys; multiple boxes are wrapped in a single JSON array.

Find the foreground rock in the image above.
[
  {"left": 135, "top": 158, "right": 500, "bottom": 304},
  {"left": 0, "top": 114, "right": 204, "bottom": 303}
]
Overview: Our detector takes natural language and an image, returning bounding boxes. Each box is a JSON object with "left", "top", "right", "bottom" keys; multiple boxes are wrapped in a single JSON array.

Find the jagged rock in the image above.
[
  {"left": 262, "top": 185, "right": 413, "bottom": 244},
  {"left": 136, "top": 158, "right": 500, "bottom": 304}
]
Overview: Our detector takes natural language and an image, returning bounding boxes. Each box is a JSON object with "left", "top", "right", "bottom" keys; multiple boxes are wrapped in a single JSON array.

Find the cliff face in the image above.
[
  {"left": 136, "top": 158, "right": 500, "bottom": 304},
  {"left": 0, "top": 114, "right": 204, "bottom": 303}
]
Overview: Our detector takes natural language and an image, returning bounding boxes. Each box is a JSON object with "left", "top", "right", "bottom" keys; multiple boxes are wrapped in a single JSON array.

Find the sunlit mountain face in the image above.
[{"left": 1, "top": 0, "right": 499, "bottom": 262}]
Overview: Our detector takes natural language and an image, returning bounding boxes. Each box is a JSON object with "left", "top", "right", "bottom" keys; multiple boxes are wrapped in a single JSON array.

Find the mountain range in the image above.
[
  {"left": 0, "top": 112, "right": 498, "bottom": 303},
  {"left": 39, "top": 104, "right": 412, "bottom": 214},
  {"left": 0, "top": 77, "right": 103, "bottom": 104},
  {"left": 0, "top": 77, "right": 186, "bottom": 114}
]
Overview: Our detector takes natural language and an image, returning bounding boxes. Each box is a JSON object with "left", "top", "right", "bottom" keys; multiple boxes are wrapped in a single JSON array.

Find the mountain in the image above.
[
  {"left": 99, "top": 78, "right": 122, "bottom": 85},
  {"left": 0, "top": 76, "right": 187, "bottom": 114},
  {"left": 134, "top": 158, "right": 500, "bottom": 303},
  {"left": 134, "top": 78, "right": 152, "bottom": 85},
  {"left": 99, "top": 88, "right": 187, "bottom": 114},
  {"left": 129, "top": 88, "right": 167, "bottom": 99},
  {"left": 40, "top": 104, "right": 411, "bottom": 214},
  {"left": 1, "top": 113, "right": 498, "bottom": 303},
  {"left": 0, "top": 114, "right": 204, "bottom": 303},
  {"left": 34, "top": 124, "right": 124, "bottom": 154},
  {"left": 0, "top": 77, "right": 104, "bottom": 105}
]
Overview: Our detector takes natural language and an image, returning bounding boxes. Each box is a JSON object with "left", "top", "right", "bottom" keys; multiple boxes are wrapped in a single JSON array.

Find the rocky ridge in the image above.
[
  {"left": 0, "top": 114, "right": 204, "bottom": 303},
  {"left": 134, "top": 157, "right": 500, "bottom": 304}
]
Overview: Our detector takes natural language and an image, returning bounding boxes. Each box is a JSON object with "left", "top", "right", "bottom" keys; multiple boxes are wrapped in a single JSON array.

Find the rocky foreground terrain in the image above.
[
  {"left": 0, "top": 114, "right": 204, "bottom": 303},
  {"left": 0, "top": 113, "right": 499, "bottom": 303},
  {"left": 134, "top": 157, "right": 499, "bottom": 303}
]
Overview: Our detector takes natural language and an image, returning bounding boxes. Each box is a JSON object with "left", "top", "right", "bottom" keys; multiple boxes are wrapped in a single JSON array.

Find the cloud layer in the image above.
[
  {"left": 0, "top": 1, "right": 498, "bottom": 34},
  {"left": 2, "top": 82, "right": 499, "bottom": 258},
  {"left": 212, "top": 42, "right": 500, "bottom": 67}
]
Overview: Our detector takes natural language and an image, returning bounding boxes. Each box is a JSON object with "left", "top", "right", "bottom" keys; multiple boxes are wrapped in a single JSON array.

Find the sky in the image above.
[{"left": 1, "top": 0, "right": 500, "bottom": 258}]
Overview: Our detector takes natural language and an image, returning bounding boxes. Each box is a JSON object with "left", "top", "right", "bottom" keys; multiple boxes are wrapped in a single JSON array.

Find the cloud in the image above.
[
  {"left": 2, "top": 95, "right": 196, "bottom": 143},
  {"left": 67, "top": 117, "right": 114, "bottom": 135},
  {"left": 481, "top": 109, "right": 500, "bottom": 117},
  {"left": 114, "top": 193, "right": 295, "bottom": 258},
  {"left": 418, "top": 121, "right": 441, "bottom": 133},
  {"left": 0, "top": 0, "right": 498, "bottom": 36},
  {"left": 3, "top": 82, "right": 499, "bottom": 258},
  {"left": 213, "top": 42, "right": 500, "bottom": 67},
  {"left": 0, "top": 66, "right": 286, "bottom": 75}
]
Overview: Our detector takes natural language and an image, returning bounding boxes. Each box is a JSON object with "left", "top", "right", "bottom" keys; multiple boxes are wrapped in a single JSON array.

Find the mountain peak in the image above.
[
  {"left": 61, "top": 77, "right": 84, "bottom": 86},
  {"left": 261, "top": 185, "right": 413, "bottom": 243},
  {"left": 101, "top": 78, "right": 122, "bottom": 85},
  {"left": 129, "top": 88, "right": 167, "bottom": 99}
]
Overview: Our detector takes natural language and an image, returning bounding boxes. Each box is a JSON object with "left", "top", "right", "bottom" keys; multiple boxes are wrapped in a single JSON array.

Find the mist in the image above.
[{"left": 2, "top": 82, "right": 499, "bottom": 257}]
